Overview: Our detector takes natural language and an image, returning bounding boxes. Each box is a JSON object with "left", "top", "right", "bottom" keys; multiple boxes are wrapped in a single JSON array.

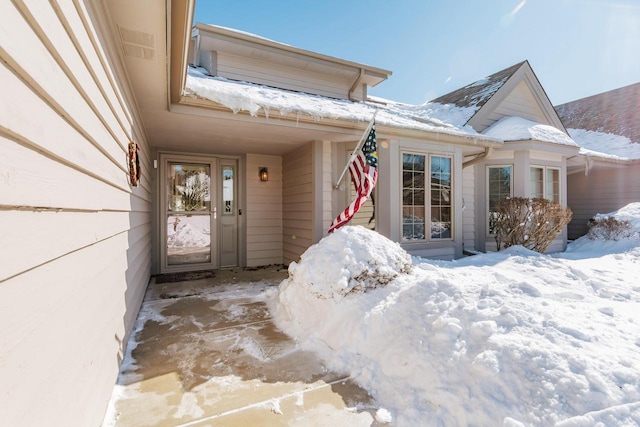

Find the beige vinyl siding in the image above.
[
  {"left": 346, "top": 148, "right": 376, "bottom": 229},
  {"left": 321, "top": 141, "right": 334, "bottom": 233},
  {"left": 462, "top": 165, "right": 476, "bottom": 252},
  {"left": 0, "top": 2, "right": 150, "bottom": 426},
  {"left": 476, "top": 81, "right": 549, "bottom": 131},
  {"left": 283, "top": 144, "right": 314, "bottom": 264},
  {"left": 246, "top": 154, "right": 283, "bottom": 266},
  {"left": 215, "top": 52, "right": 354, "bottom": 100},
  {"left": 567, "top": 165, "right": 640, "bottom": 239}
]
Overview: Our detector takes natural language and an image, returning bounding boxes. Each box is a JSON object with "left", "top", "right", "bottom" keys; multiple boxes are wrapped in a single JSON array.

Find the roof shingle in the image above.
[
  {"left": 429, "top": 61, "right": 526, "bottom": 110},
  {"left": 555, "top": 82, "right": 640, "bottom": 143}
]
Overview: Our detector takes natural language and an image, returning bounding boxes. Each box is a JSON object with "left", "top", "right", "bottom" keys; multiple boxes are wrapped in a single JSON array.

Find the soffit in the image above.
[
  {"left": 103, "top": 1, "right": 349, "bottom": 155},
  {"left": 103, "top": 1, "right": 488, "bottom": 156}
]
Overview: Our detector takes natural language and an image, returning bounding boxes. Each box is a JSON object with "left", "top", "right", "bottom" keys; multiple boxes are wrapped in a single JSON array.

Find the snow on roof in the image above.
[
  {"left": 203, "top": 24, "right": 291, "bottom": 46},
  {"left": 569, "top": 128, "right": 640, "bottom": 161},
  {"left": 555, "top": 82, "right": 640, "bottom": 144},
  {"left": 185, "top": 67, "right": 491, "bottom": 140},
  {"left": 428, "top": 61, "right": 526, "bottom": 125},
  {"left": 555, "top": 82, "right": 640, "bottom": 161},
  {"left": 482, "top": 116, "right": 578, "bottom": 146}
]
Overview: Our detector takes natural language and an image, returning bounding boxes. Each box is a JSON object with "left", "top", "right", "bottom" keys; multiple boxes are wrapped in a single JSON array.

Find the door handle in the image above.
[{"left": 239, "top": 208, "right": 242, "bottom": 215}]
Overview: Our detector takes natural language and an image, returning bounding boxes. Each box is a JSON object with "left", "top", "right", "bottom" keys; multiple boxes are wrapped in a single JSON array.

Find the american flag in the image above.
[{"left": 329, "top": 122, "right": 378, "bottom": 233}]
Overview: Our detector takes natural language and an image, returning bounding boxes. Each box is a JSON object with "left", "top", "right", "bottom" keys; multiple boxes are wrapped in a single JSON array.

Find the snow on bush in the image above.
[
  {"left": 493, "top": 197, "right": 572, "bottom": 253},
  {"left": 284, "top": 225, "right": 412, "bottom": 299},
  {"left": 587, "top": 203, "right": 640, "bottom": 241},
  {"left": 273, "top": 226, "right": 411, "bottom": 341},
  {"left": 272, "top": 212, "right": 640, "bottom": 426}
]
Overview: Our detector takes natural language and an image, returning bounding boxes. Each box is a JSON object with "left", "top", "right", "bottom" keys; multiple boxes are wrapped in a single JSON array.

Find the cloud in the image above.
[
  {"left": 511, "top": 0, "right": 527, "bottom": 17},
  {"left": 501, "top": 0, "right": 526, "bottom": 26}
]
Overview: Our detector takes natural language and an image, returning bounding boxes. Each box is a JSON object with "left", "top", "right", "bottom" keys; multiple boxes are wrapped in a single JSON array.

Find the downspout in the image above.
[
  {"left": 463, "top": 147, "right": 493, "bottom": 168},
  {"left": 584, "top": 154, "right": 592, "bottom": 176},
  {"left": 349, "top": 68, "right": 365, "bottom": 101}
]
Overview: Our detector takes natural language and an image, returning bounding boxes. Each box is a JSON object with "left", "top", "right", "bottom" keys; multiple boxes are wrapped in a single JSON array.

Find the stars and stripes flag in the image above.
[{"left": 328, "top": 121, "right": 378, "bottom": 233}]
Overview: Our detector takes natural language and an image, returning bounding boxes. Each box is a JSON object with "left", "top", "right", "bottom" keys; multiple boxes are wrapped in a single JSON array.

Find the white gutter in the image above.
[{"left": 463, "top": 147, "right": 493, "bottom": 168}]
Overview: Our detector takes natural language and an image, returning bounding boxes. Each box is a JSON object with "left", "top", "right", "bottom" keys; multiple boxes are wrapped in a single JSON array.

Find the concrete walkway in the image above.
[{"left": 102, "top": 267, "right": 382, "bottom": 426}]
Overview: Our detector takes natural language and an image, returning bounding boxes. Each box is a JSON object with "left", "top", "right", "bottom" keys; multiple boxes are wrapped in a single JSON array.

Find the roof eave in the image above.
[
  {"left": 500, "top": 139, "right": 580, "bottom": 155},
  {"left": 193, "top": 22, "right": 393, "bottom": 80},
  {"left": 176, "top": 94, "right": 503, "bottom": 149}
]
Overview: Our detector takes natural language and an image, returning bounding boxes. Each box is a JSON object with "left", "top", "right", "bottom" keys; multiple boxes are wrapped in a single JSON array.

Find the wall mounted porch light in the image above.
[{"left": 259, "top": 167, "right": 268, "bottom": 182}]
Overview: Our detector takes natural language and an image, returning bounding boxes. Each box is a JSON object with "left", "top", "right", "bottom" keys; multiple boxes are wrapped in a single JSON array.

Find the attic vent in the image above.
[{"left": 118, "top": 26, "right": 156, "bottom": 60}]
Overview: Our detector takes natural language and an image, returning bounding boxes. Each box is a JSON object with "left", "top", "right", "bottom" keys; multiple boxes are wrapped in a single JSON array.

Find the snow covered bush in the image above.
[
  {"left": 494, "top": 197, "right": 572, "bottom": 253},
  {"left": 273, "top": 226, "right": 412, "bottom": 343},
  {"left": 280, "top": 226, "right": 412, "bottom": 300},
  {"left": 587, "top": 216, "right": 633, "bottom": 240}
]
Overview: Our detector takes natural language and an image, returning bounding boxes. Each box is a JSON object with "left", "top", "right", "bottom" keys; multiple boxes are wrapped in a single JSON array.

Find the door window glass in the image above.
[
  {"left": 168, "top": 163, "right": 210, "bottom": 211},
  {"left": 222, "top": 166, "right": 234, "bottom": 215},
  {"left": 166, "top": 162, "right": 211, "bottom": 266}
]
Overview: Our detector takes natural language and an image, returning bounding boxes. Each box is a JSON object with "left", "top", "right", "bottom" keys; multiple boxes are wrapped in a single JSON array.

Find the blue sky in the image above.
[{"left": 194, "top": 0, "right": 640, "bottom": 106}]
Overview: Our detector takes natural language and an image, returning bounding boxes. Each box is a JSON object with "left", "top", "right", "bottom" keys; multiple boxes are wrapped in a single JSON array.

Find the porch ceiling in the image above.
[{"left": 104, "top": 0, "right": 367, "bottom": 156}]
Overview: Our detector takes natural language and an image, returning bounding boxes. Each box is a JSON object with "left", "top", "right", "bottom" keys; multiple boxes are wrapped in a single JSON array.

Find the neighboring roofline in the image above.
[
  {"left": 556, "top": 81, "right": 640, "bottom": 107},
  {"left": 581, "top": 152, "right": 640, "bottom": 165},
  {"left": 555, "top": 82, "right": 640, "bottom": 144},
  {"left": 193, "top": 22, "right": 393, "bottom": 85},
  {"left": 567, "top": 153, "right": 640, "bottom": 175}
]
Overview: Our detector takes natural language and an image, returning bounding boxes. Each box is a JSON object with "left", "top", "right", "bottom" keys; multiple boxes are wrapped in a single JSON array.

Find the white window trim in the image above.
[{"left": 400, "top": 151, "right": 454, "bottom": 243}]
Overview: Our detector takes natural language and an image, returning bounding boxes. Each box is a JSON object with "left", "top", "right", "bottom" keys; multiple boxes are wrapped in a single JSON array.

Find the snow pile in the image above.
[
  {"left": 569, "top": 128, "right": 640, "bottom": 160},
  {"left": 272, "top": 216, "right": 640, "bottom": 426},
  {"left": 273, "top": 226, "right": 411, "bottom": 340},
  {"left": 594, "top": 202, "right": 640, "bottom": 231},
  {"left": 483, "top": 116, "right": 578, "bottom": 146},
  {"left": 566, "top": 203, "right": 640, "bottom": 255},
  {"left": 166, "top": 215, "right": 210, "bottom": 249}
]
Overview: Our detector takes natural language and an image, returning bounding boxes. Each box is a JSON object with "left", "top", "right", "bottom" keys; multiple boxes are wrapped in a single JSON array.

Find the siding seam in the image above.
[
  {"left": 49, "top": 0, "right": 135, "bottom": 149},
  {"left": 10, "top": 1, "right": 152, "bottom": 193},
  {"left": 0, "top": 225, "right": 150, "bottom": 285},
  {"left": 0, "top": 124, "right": 148, "bottom": 200}
]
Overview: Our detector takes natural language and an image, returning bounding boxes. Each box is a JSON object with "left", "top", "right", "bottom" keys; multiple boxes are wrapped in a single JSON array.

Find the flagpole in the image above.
[{"left": 334, "top": 110, "right": 379, "bottom": 189}]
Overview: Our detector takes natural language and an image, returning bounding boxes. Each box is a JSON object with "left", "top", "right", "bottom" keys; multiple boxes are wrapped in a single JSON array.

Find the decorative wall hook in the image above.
[{"left": 128, "top": 141, "right": 141, "bottom": 186}]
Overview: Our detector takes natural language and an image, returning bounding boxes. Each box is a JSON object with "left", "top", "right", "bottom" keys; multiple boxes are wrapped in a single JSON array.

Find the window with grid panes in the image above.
[
  {"left": 402, "top": 153, "right": 452, "bottom": 241},
  {"left": 487, "top": 166, "right": 512, "bottom": 235}
]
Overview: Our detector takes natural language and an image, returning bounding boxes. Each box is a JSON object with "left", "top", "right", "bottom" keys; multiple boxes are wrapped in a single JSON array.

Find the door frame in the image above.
[{"left": 158, "top": 152, "right": 243, "bottom": 274}]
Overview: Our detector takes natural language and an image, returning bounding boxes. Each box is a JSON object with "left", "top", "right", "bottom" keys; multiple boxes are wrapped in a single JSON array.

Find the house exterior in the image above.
[
  {"left": 1, "top": 0, "right": 581, "bottom": 425},
  {"left": 427, "top": 60, "right": 580, "bottom": 253},
  {"left": 555, "top": 83, "right": 640, "bottom": 239}
]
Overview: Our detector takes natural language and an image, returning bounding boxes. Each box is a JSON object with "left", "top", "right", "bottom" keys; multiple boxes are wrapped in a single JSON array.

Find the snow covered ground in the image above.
[{"left": 270, "top": 203, "right": 640, "bottom": 426}]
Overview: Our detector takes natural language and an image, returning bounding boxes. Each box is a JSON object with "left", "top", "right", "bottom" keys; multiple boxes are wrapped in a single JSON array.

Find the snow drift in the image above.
[{"left": 271, "top": 205, "right": 640, "bottom": 426}]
